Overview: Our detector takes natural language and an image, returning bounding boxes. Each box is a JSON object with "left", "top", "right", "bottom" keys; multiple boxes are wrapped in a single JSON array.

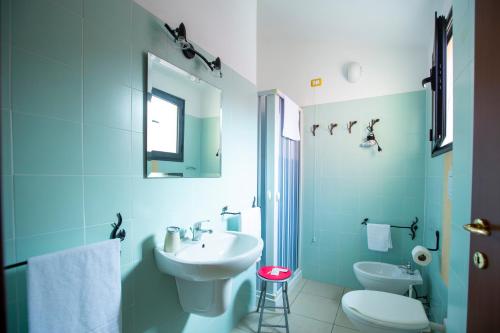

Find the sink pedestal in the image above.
[{"left": 176, "top": 278, "right": 232, "bottom": 317}]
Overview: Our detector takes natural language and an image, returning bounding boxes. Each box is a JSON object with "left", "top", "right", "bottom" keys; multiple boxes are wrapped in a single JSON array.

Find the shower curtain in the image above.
[{"left": 277, "top": 99, "right": 300, "bottom": 272}]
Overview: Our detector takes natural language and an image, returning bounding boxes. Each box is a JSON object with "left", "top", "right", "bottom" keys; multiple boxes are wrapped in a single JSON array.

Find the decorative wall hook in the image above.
[
  {"left": 368, "top": 118, "right": 380, "bottom": 132},
  {"left": 328, "top": 123, "right": 338, "bottom": 135},
  {"left": 110, "top": 213, "right": 126, "bottom": 242},
  {"left": 311, "top": 124, "right": 320, "bottom": 136},
  {"left": 347, "top": 121, "right": 358, "bottom": 133}
]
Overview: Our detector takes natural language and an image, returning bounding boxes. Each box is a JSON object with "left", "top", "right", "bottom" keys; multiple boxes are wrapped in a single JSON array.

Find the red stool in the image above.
[{"left": 256, "top": 266, "right": 292, "bottom": 333}]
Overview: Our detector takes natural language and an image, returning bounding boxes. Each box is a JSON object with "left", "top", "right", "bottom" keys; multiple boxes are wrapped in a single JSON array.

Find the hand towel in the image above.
[
  {"left": 367, "top": 223, "right": 393, "bottom": 252},
  {"left": 27, "top": 239, "right": 121, "bottom": 333},
  {"left": 282, "top": 95, "right": 301, "bottom": 141},
  {"left": 240, "top": 207, "right": 262, "bottom": 239}
]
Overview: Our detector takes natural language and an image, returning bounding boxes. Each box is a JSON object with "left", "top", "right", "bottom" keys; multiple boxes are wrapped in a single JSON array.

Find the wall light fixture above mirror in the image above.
[{"left": 146, "top": 53, "right": 222, "bottom": 178}]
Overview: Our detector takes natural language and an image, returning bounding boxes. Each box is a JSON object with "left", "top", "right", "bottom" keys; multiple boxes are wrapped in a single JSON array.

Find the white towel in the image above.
[
  {"left": 240, "top": 207, "right": 262, "bottom": 239},
  {"left": 282, "top": 95, "right": 301, "bottom": 141},
  {"left": 27, "top": 239, "right": 122, "bottom": 333},
  {"left": 367, "top": 223, "right": 393, "bottom": 252}
]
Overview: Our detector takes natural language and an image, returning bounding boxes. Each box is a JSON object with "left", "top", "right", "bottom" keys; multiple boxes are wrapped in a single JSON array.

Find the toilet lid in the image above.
[{"left": 342, "top": 290, "right": 429, "bottom": 330}]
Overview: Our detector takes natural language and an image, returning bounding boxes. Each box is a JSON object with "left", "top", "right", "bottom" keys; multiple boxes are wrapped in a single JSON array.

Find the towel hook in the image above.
[
  {"left": 311, "top": 124, "right": 320, "bottom": 136},
  {"left": 347, "top": 121, "right": 357, "bottom": 134},
  {"left": 110, "top": 213, "right": 126, "bottom": 242},
  {"left": 328, "top": 123, "right": 338, "bottom": 135}
]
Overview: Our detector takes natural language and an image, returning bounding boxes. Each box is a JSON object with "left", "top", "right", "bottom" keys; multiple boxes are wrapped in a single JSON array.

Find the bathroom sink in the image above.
[
  {"left": 155, "top": 231, "right": 263, "bottom": 281},
  {"left": 354, "top": 261, "right": 423, "bottom": 295},
  {"left": 154, "top": 231, "right": 263, "bottom": 316}
]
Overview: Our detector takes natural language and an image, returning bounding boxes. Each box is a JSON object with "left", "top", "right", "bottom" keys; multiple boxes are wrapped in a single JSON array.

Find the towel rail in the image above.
[
  {"left": 3, "top": 213, "right": 126, "bottom": 271},
  {"left": 361, "top": 217, "right": 419, "bottom": 240}
]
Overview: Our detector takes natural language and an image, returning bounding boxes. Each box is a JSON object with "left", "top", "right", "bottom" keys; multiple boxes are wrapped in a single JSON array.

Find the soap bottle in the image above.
[{"left": 164, "top": 226, "right": 181, "bottom": 253}]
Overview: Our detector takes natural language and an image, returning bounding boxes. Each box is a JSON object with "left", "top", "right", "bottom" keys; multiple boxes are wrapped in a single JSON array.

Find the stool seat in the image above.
[{"left": 258, "top": 266, "right": 292, "bottom": 281}]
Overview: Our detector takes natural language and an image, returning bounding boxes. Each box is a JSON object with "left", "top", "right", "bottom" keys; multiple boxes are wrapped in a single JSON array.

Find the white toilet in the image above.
[{"left": 341, "top": 290, "right": 430, "bottom": 333}]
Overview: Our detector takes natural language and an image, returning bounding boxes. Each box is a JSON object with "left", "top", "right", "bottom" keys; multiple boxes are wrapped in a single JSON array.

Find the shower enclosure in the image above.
[{"left": 257, "top": 90, "right": 301, "bottom": 303}]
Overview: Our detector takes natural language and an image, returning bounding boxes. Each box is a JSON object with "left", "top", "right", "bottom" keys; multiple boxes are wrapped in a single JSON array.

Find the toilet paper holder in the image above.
[{"left": 427, "top": 231, "right": 440, "bottom": 252}]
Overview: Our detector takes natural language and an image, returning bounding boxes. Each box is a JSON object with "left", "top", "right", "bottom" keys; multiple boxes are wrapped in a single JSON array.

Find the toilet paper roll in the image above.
[{"left": 412, "top": 245, "right": 432, "bottom": 266}]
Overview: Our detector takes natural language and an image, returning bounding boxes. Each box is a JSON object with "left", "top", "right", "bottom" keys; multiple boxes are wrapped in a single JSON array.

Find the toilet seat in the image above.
[{"left": 342, "top": 290, "right": 429, "bottom": 330}]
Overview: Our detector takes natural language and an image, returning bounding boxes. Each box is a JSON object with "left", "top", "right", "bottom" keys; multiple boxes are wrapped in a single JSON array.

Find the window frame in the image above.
[{"left": 427, "top": 9, "right": 453, "bottom": 157}]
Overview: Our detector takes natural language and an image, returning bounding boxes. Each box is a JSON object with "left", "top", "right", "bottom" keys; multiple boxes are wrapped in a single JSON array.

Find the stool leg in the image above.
[
  {"left": 257, "top": 281, "right": 267, "bottom": 333},
  {"left": 282, "top": 282, "right": 289, "bottom": 333},
  {"left": 256, "top": 280, "right": 264, "bottom": 312},
  {"left": 284, "top": 281, "right": 291, "bottom": 314}
]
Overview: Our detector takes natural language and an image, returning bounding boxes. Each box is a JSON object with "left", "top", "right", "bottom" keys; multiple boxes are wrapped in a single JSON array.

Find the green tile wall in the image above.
[
  {"left": 447, "top": 0, "right": 475, "bottom": 331},
  {"left": 421, "top": 87, "right": 448, "bottom": 324},
  {"left": 1, "top": 0, "right": 258, "bottom": 332},
  {"left": 301, "top": 91, "right": 426, "bottom": 288}
]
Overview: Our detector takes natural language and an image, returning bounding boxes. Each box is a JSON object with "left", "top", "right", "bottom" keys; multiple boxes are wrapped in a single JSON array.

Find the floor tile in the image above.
[
  {"left": 231, "top": 328, "right": 250, "bottom": 333},
  {"left": 332, "top": 325, "right": 359, "bottom": 333},
  {"left": 278, "top": 314, "right": 333, "bottom": 333},
  {"left": 301, "top": 280, "right": 343, "bottom": 300},
  {"left": 334, "top": 306, "right": 357, "bottom": 330},
  {"left": 292, "top": 293, "right": 339, "bottom": 323},
  {"left": 236, "top": 311, "right": 283, "bottom": 333}
]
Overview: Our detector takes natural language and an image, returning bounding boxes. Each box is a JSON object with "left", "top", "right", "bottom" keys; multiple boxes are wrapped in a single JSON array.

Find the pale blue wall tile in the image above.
[
  {"left": 51, "top": 0, "right": 82, "bottom": 16},
  {"left": 447, "top": 268, "right": 468, "bottom": 333},
  {"left": 84, "top": 23, "right": 131, "bottom": 88},
  {"left": 84, "top": 176, "right": 132, "bottom": 225},
  {"left": 12, "top": 48, "right": 82, "bottom": 122},
  {"left": 14, "top": 175, "right": 84, "bottom": 237},
  {"left": 131, "top": 88, "right": 144, "bottom": 133},
  {"left": 16, "top": 228, "right": 84, "bottom": 261},
  {"left": 12, "top": 113, "right": 82, "bottom": 174},
  {"left": 131, "top": 132, "right": 143, "bottom": 176},
  {"left": 83, "top": 0, "right": 131, "bottom": 40},
  {"left": 83, "top": 124, "right": 131, "bottom": 175},
  {"left": 2, "top": 111, "right": 12, "bottom": 174},
  {"left": 1, "top": 0, "right": 10, "bottom": 110},
  {"left": 84, "top": 78, "right": 132, "bottom": 130},
  {"left": 1, "top": 175, "right": 13, "bottom": 240},
  {"left": 12, "top": 0, "right": 82, "bottom": 68}
]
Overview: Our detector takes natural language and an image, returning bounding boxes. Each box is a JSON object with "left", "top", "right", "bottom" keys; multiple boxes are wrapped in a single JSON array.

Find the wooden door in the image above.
[{"left": 466, "top": 0, "right": 500, "bottom": 331}]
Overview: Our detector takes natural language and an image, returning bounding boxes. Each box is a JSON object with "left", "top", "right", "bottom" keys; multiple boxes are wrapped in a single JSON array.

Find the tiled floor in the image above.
[{"left": 231, "top": 279, "right": 359, "bottom": 333}]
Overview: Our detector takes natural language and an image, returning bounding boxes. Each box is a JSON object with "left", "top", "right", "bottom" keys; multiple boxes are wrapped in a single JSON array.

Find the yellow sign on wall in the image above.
[{"left": 310, "top": 78, "right": 323, "bottom": 87}]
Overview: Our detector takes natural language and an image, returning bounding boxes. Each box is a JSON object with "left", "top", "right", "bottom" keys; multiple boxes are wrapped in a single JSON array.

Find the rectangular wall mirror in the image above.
[{"left": 146, "top": 53, "right": 222, "bottom": 178}]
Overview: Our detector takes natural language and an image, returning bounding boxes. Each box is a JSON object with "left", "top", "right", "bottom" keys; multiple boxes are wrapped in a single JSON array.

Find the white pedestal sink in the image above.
[{"left": 154, "top": 231, "right": 263, "bottom": 316}]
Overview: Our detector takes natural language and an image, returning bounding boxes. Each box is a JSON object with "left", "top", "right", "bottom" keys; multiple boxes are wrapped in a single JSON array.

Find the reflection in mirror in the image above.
[{"left": 146, "top": 53, "right": 222, "bottom": 178}]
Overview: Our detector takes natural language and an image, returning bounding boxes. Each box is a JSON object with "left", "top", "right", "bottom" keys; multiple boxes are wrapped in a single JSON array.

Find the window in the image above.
[
  {"left": 423, "top": 10, "right": 453, "bottom": 157},
  {"left": 147, "top": 88, "right": 185, "bottom": 162}
]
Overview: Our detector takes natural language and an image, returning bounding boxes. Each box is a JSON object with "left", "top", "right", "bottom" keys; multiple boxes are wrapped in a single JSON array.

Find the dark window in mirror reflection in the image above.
[{"left": 147, "top": 88, "right": 185, "bottom": 162}]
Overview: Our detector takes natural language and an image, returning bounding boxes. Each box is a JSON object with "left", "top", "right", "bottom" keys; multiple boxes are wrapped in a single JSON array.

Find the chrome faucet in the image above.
[
  {"left": 191, "top": 220, "right": 213, "bottom": 241},
  {"left": 399, "top": 261, "right": 415, "bottom": 275}
]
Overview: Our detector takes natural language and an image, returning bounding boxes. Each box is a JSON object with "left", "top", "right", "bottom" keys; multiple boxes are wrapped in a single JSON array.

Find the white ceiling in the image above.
[
  {"left": 259, "top": 0, "right": 447, "bottom": 49},
  {"left": 257, "top": 0, "right": 451, "bottom": 106}
]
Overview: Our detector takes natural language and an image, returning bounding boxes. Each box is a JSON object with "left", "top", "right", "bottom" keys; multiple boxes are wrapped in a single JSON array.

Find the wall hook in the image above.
[
  {"left": 347, "top": 121, "right": 357, "bottom": 133},
  {"left": 110, "top": 213, "right": 126, "bottom": 242},
  {"left": 311, "top": 124, "right": 320, "bottom": 136},
  {"left": 328, "top": 123, "right": 338, "bottom": 135},
  {"left": 367, "top": 118, "right": 380, "bottom": 132}
]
